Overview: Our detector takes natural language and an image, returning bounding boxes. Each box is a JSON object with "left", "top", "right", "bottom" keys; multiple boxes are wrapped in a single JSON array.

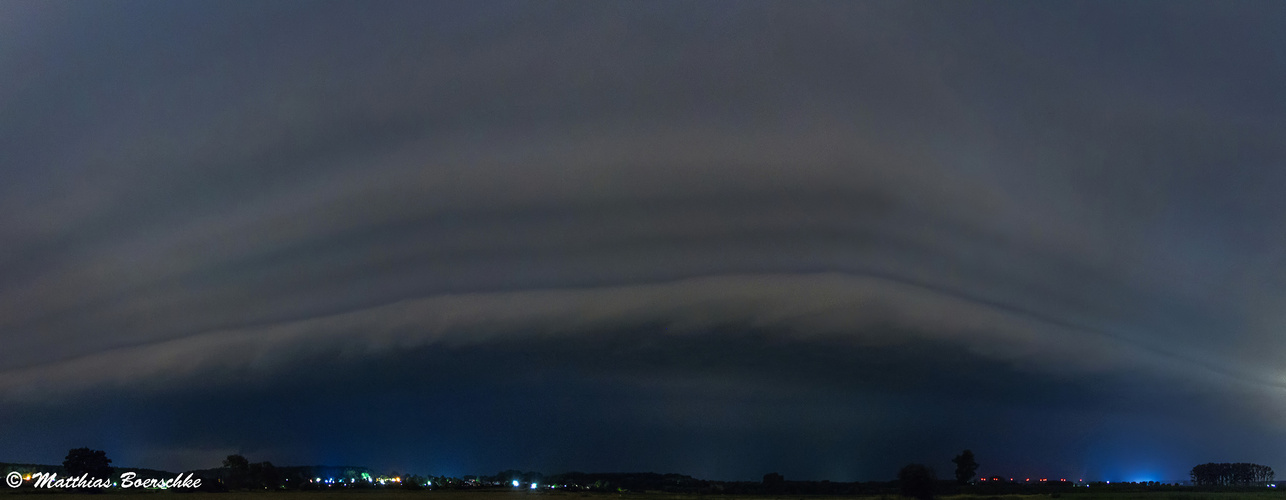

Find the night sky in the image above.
[{"left": 3, "top": 0, "right": 1286, "bottom": 483}]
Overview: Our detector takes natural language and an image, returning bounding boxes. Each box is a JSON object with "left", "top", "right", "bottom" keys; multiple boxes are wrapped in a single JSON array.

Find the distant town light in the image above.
[
  {"left": 530, "top": 483, "right": 538, "bottom": 489},
  {"left": 513, "top": 480, "right": 520, "bottom": 487}
]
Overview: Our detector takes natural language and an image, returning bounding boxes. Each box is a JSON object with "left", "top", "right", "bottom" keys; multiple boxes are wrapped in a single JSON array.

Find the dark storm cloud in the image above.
[{"left": 3, "top": 0, "right": 1286, "bottom": 480}]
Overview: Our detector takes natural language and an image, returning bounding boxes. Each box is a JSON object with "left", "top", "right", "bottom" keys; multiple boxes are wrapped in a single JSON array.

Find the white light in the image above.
[
  {"left": 513, "top": 480, "right": 520, "bottom": 487},
  {"left": 530, "top": 483, "right": 538, "bottom": 489}
]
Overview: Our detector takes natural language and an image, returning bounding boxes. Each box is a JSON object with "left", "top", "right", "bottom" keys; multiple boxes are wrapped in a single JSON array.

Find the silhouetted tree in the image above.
[
  {"left": 222, "top": 454, "right": 250, "bottom": 489},
  {"left": 492, "top": 469, "right": 524, "bottom": 486},
  {"left": 63, "top": 448, "right": 113, "bottom": 478},
  {"left": 952, "top": 449, "right": 978, "bottom": 484},
  {"left": 403, "top": 475, "right": 426, "bottom": 490},
  {"left": 248, "top": 461, "right": 279, "bottom": 489},
  {"left": 898, "top": 463, "right": 935, "bottom": 500},
  {"left": 763, "top": 472, "right": 785, "bottom": 493},
  {"left": 223, "top": 455, "right": 249, "bottom": 470}
]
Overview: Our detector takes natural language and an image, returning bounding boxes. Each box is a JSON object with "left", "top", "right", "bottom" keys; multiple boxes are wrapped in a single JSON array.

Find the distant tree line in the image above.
[
  {"left": 1189, "top": 462, "right": 1274, "bottom": 486},
  {"left": 43, "top": 445, "right": 1283, "bottom": 498},
  {"left": 476, "top": 470, "right": 903, "bottom": 495},
  {"left": 220, "top": 454, "right": 282, "bottom": 490}
]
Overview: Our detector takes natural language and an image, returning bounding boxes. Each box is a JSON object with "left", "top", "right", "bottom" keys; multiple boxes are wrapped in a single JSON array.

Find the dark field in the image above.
[{"left": 4, "top": 490, "right": 1286, "bottom": 500}]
